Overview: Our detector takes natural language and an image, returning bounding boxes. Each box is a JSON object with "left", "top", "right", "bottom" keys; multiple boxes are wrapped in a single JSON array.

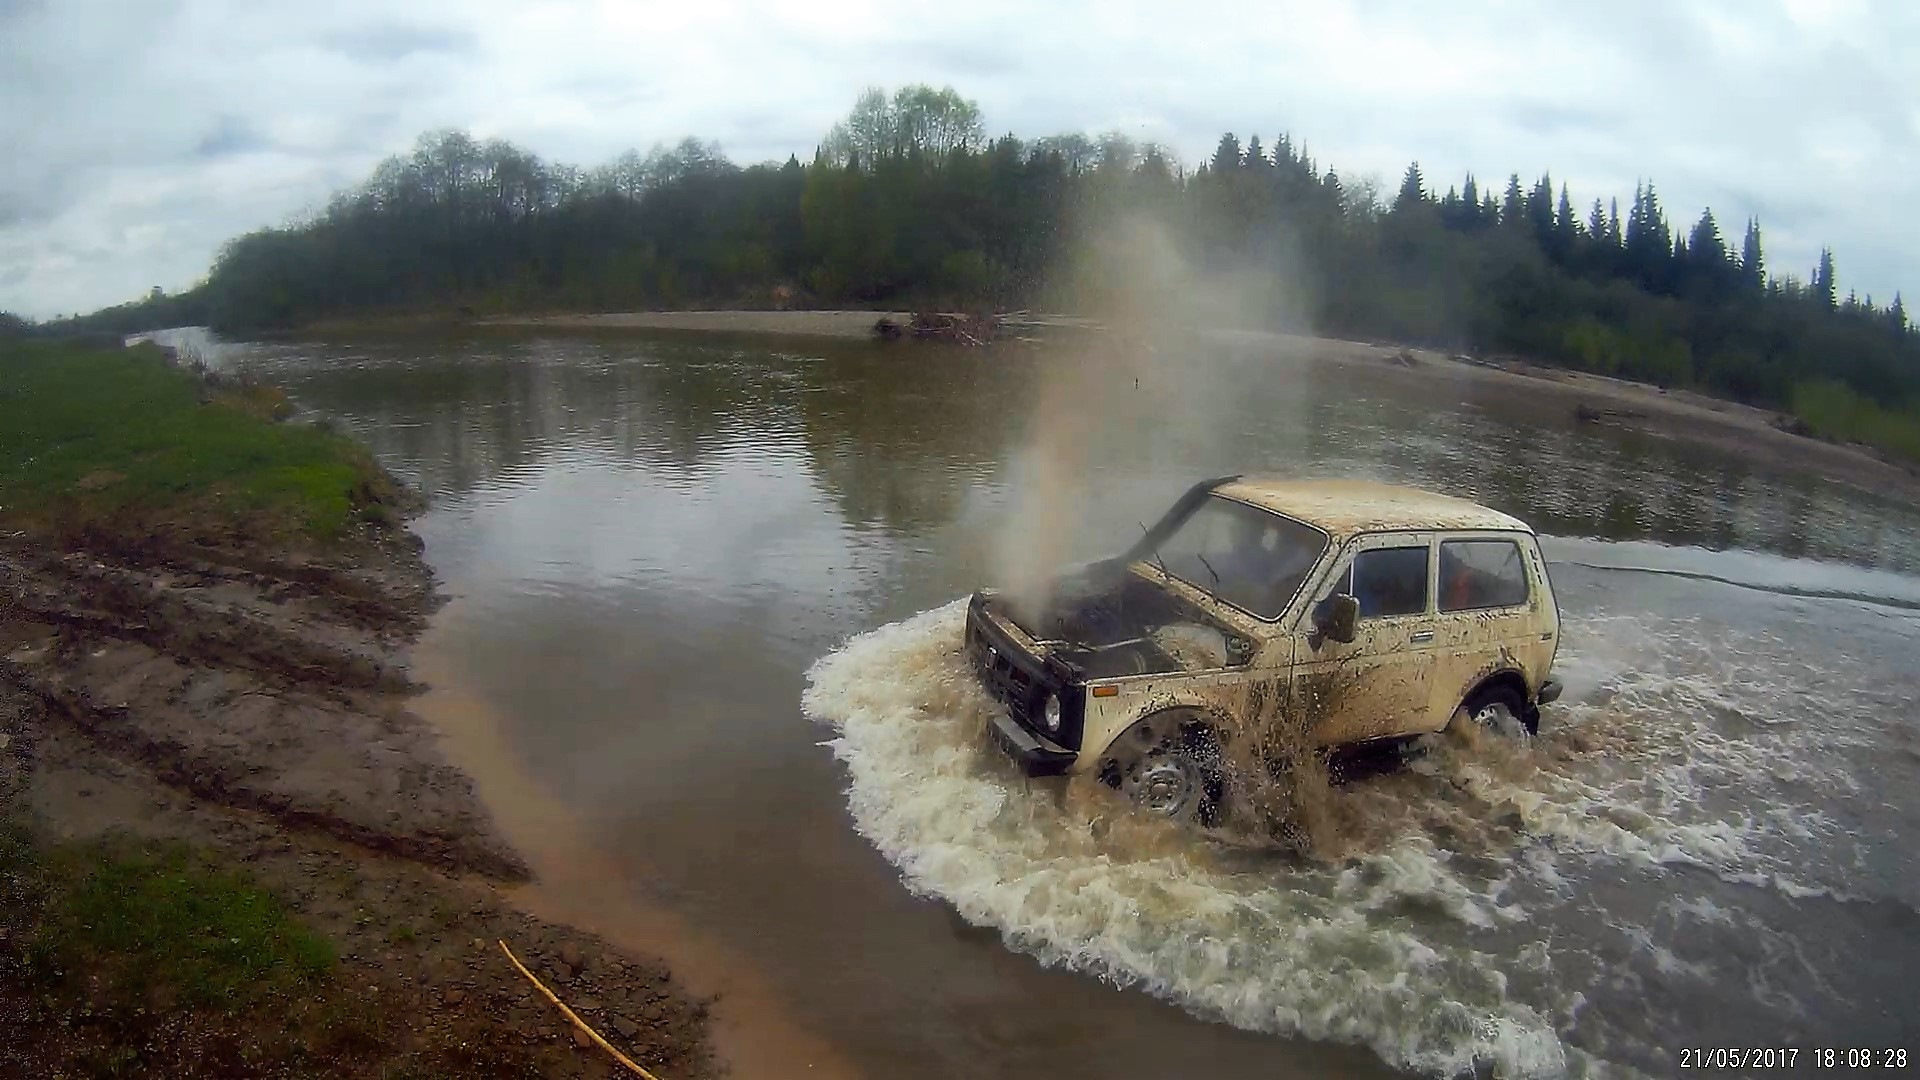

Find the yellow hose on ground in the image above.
[{"left": 499, "top": 938, "right": 664, "bottom": 1079}]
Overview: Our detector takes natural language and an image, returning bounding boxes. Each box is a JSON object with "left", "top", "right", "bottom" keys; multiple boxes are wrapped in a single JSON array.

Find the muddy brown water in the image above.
[{"left": 193, "top": 327, "right": 1920, "bottom": 1078}]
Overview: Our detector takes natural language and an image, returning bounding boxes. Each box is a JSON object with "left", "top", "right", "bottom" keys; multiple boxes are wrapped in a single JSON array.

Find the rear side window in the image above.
[
  {"left": 1439, "top": 539, "right": 1530, "bottom": 611},
  {"left": 1323, "top": 546, "right": 1430, "bottom": 618}
]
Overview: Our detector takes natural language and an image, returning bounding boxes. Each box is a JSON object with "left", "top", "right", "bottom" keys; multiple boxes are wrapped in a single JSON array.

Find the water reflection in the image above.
[{"left": 228, "top": 330, "right": 1920, "bottom": 573}]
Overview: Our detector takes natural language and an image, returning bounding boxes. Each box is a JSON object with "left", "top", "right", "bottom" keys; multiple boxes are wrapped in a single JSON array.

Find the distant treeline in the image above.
[{"left": 17, "top": 85, "right": 1920, "bottom": 457}]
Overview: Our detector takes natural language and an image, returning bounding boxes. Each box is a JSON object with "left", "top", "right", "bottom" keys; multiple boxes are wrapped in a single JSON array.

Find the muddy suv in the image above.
[{"left": 965, "top": 476, "right": 1562, "bottom": 822}]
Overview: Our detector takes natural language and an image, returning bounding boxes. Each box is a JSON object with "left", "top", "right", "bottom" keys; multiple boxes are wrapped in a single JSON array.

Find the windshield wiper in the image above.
[
  {"left": 1194, "top": 552, "right": 1222, "bottom": 589},
  {"left": 1138, "top": 522, "right": 1173, "bottom": 583}
]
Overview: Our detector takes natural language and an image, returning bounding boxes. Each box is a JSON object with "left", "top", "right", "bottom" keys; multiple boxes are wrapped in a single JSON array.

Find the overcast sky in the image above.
[{"left": 2, "top": 0, "right": 1914, "bottom": 320}]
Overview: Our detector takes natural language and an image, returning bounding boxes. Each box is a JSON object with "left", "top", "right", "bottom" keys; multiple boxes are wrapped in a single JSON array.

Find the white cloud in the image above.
[{"left": 2, "top": 0, "right": 1915, "bottom": 318}]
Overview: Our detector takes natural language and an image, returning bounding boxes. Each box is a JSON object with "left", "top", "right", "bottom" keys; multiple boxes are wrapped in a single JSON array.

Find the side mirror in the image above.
[{"left": 1313, "top": 594, "right": 1360, "bottom": 645}]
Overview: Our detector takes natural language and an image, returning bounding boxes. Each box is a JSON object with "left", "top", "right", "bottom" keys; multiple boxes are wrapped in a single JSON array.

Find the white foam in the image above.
[{"left": 804, "top": 601, "right": 1577, "bottom": 1078}]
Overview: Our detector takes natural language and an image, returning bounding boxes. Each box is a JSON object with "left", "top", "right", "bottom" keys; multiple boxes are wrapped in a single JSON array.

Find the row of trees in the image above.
[{"left": 20, "top": 84, "right": 1920, "bottom": 449}]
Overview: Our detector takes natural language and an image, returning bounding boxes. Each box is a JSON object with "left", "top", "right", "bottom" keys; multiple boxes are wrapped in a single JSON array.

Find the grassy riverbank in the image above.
[
  {"left": 1792, "top": 381, "right": 1920, "bottom": 463},
  {"left": 0, "top": 340, "right": 397, "bottom": 543},
  {"left": 1, "top": 338, "right": 712, "bottom": 1077}
]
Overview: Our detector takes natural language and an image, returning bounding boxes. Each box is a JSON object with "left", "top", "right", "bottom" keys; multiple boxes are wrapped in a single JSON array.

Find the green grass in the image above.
[
  {"left": 0, "top": 820, "right": 561, "bottom": 1076},
  {"left": 1792, "top": 380, "right": 1920, "bottom": 463},
  {"left": 26, "top": 837, "right": 335, "bottom": 1011},
  {"left": 0, "top": 339, "right": 393, "bottom": 541}
]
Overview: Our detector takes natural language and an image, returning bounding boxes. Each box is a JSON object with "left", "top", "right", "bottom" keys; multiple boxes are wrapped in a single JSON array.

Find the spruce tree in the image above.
[
  {"left": 1812, "top": 248, "right": 1838, "bottom": 310},
  {"left": 1527, "top": 173, "right": 1555, "bottom": 240},
  {"left": 1502, "top": 174, "right": 1524, "bottom": 226},
  {"left": 1211, "top": 133, "right": 1243, "bottom": 175},
  {"left": 1396, "top": 161, "right": 1427, "bottom": 210},
  {"left": 1689, "top": 209, "right": 1728, "bottom": 288},
  {"left": 1739, "top": 218, "right": 1765, "bottom": 289}
]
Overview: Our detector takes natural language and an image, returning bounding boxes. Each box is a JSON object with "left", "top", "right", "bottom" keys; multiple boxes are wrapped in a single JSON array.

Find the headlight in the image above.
[{"left": 1040, "top": 694, "right": 1062, "bottom": 733}]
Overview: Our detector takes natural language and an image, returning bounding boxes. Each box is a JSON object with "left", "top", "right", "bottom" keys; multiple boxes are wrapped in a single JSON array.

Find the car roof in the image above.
[{"left": 1210, "top": 477, "right": 1532, "bottom": 539}]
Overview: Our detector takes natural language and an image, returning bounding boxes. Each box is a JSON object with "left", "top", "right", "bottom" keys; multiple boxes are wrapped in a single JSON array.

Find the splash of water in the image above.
[
  {"left": 803, "top": 601, "right": 1578, "bottom": 1077},
  {"left": 803, "top": 596, "right": 1872, "bottom": 1076}
]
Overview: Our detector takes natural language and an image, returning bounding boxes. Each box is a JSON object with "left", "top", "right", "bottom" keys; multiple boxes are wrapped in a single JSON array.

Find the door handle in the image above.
[{"left": 1410, "top": 629, "right": 1435, "bottom": 644}]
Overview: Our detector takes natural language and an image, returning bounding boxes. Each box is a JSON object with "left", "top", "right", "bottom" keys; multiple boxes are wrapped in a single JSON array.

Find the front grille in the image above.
[
  {"left": 965, "top": 598, "right": 1081, "bottom": 748},
  {"left": 967, "top": 619, "right": 1041, "bottom": 724}
]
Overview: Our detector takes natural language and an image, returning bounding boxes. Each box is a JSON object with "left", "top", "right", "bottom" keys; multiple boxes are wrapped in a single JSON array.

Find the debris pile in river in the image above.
[
  {"left": 874, "top": 310, "right": 1107, "bottom": 345},
  {"left": 1574, "top": 402, "right": 1649, "bottom": 424},
  {"left": 873, "top": 311, "right": 1002, "bottom": 344}
]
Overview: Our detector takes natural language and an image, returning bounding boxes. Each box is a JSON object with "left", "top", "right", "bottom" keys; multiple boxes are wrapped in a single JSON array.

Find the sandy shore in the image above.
[{"left": 483, "top": 309, "right": 911, "bottom": 338}]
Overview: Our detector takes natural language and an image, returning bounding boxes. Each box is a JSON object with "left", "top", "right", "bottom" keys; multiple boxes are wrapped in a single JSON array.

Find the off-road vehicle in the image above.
[{"left": 966, "top": 477, "right": 1562, "bottom": 822}]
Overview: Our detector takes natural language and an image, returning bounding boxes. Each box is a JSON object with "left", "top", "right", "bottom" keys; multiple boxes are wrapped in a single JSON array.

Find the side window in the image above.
[
  {"left": 1439, "top": 539, "right": 1530, "bottom": 611},
  {"left": 1348, "top": 546, "right": 1430, "bottom": 618}
]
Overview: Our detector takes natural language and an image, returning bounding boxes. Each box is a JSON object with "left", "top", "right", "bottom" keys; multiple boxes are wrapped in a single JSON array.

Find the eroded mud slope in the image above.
[{"left": 0, "top": 533, "right": 524, "bottom": 879}]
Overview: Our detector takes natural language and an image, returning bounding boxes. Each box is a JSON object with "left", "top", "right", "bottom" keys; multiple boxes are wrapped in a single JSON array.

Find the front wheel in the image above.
[
  {"left": 1456, "top": 683, "right": 1536, "bottom": 739},
  {"left": 1099, "top": 709, "right": 1227, "bottom": 826}
]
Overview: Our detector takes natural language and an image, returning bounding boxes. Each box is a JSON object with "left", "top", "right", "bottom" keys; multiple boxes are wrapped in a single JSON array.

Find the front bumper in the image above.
[
  {"left": 987, "top": 709, "right": 1078, "bottom": 776},
  {"left": 966, "top": 593, "right": 1085, "bottom": 775},
  {"left": 1536, "top": 678, "right": 1564, "bottom": 706}
]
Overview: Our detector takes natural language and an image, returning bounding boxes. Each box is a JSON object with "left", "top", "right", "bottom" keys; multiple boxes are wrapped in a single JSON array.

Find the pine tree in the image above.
[
  {"left": 1244, "top": 135, "right": 1267, "bottom": 171},
  {"left": 1587, "top": 198, "right": 1607, "bottom": 238},
  {"left": 1646, "top": 184, "right": 1671, "bottom": 253},
  {"left": 1688, "top": 209, "right": 1729, "bottom": 288},
  {"left": 1527, "top": 173, "right": 1555, "bottom": 239},
  {"left": 1812, "top": 248, "right": 1837, "bottom": 310},
  {"left": 1557, "top": 183, "right": 1578, "bottom": 239},
  {"left": 1462, "top": 173, "right": 1480, "bottom": 226},
  {"left": 1892, "top": 293, "right": 1908, "bottom": 335},
  {"left": 1396, "top": 161, "right": 1427, "bottom": 211},
  {"left": 1211, "top": 133, "right": 1243, "bottom": 175},
  {"left": 1624, "top": 182, "right": 1673, "bottom": 290},
  {"left": 1502, "top": 174, "right": 1524, "bottom": 226},
  {"left": 1739, "top": 218, "right": 1765, "bottom": 289},
  {"left": 1606, "top": 197, "right": 1623, "bottom": 247}
]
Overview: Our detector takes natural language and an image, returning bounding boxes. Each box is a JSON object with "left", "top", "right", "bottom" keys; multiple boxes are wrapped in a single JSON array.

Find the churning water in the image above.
[{"left": 804, "top": 550, "right": 1920, "bottom": 1076}]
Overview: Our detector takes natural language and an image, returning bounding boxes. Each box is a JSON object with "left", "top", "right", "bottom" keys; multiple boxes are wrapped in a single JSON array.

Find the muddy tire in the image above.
[
  {"left": 1099, "top": 709, "right": 1227, "bottom": 827},
  {"left": 1458, "top": 682, "right": 1535, "bottom": 738}
]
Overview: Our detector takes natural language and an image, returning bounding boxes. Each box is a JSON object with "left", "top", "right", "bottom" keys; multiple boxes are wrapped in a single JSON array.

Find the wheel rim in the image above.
[
  {"left": 1472, "top": 701, "right": 1528, "bottom": 739},
  {"left": 1123, "top": 757, "right": 1200, "bottom": 817}
]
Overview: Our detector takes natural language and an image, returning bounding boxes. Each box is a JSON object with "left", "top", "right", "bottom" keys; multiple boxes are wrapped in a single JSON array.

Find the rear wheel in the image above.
[
  {"left": 1457, "top": 682, "right": 1535, "bottom": 739},
  {"left": 1099, "top": 709, "right": 1227, "bottom": 826}
]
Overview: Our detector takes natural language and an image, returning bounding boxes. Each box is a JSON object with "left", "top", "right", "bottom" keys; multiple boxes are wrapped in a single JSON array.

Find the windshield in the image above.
[{"left": 1142, "top": 495, "right": 1327, "bottom": 619}]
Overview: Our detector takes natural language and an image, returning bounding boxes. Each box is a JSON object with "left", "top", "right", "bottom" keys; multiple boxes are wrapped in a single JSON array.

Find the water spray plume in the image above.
[{"left": 996, "top": 207, "right": 1308, "bottom": 625}]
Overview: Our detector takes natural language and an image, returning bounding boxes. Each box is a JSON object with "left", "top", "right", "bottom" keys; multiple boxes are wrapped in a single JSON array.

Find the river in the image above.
[{"left": 207, "top": 327, "right": 1919, "bottom": 1078}]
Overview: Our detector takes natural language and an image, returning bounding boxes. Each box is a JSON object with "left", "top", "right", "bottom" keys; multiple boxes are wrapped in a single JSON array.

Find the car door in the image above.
[
  {"left": 1289, "top": 532, "right": 1437, "bottom": 746},
  {"left": 1424, "top": 531, "right": 1547, "bottom": 730}
]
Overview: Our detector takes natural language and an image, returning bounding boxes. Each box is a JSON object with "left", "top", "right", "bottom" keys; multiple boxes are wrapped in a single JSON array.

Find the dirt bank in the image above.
[{"left": 0, "top": 529, "right": 712, "bottom": 1076}]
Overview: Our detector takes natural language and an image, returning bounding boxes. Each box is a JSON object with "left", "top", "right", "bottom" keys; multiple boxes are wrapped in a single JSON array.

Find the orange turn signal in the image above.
[{"left": 1091, "top": 685, "right": 1119, "bottom": 698}]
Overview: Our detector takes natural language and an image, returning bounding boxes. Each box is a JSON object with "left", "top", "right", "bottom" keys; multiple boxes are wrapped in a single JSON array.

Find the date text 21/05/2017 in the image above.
[{"left": 1681, "top": 1048, "right": 1910, "bottom": 1070}]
